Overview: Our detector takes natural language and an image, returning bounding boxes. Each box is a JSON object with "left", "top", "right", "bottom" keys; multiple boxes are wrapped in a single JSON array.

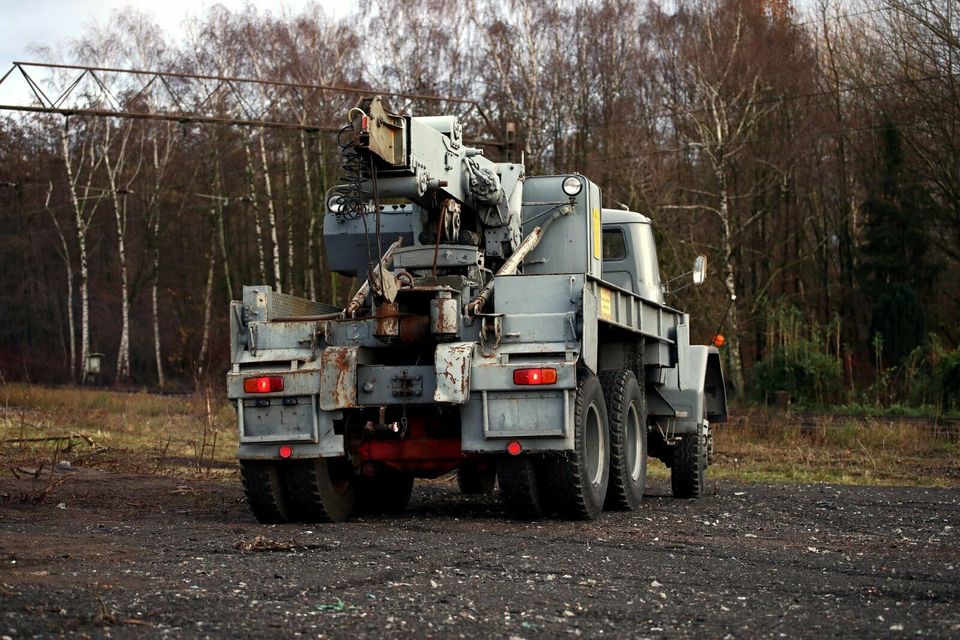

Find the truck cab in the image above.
[{"left": 601, "top": 209, "right": 664, "bottom": 304}]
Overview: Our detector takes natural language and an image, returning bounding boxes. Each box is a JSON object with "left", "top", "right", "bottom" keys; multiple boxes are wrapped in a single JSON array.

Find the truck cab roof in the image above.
[{"left": 601, "top": 208, "right": 651, "bottom": 225}]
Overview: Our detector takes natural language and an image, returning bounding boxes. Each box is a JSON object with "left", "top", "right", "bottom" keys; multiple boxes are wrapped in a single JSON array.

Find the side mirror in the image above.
[{"left": 693, "top": 255, "right": 707, "bottom": 286}]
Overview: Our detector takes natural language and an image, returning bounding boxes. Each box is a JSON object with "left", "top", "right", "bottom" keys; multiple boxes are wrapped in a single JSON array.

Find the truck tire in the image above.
[
  {"left": 240, "top": 461, "right": 291, "bottom": 524},
  {"left": 543, "top": 370, "right": 610, "bottom": 520},
  {"left": 599, "top": 369, "right": 647, "bottom": 511},
  {"left": 458, "top": 462, "right": 497, "bottom": 495},
  {"left": 497, "top": 456, "right": 547, "bottom": 519},
  {"left": 671, "top": 423, "right": 706, "bottom": 499},
  {"left": 283, "top": 458, "right": 356, "bottom": 523},
  {"left": 356, "top": 465, "right": 414, "bottom": 515}
]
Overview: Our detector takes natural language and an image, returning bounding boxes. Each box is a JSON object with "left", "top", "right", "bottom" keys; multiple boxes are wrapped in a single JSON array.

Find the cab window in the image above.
[{"left": 602, "top": 228, "right": 627, "bottom": 261}]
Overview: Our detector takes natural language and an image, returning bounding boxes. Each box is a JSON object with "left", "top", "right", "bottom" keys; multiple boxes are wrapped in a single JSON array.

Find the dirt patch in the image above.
[{"left": 1, "top": 471, "right": 958, "bottom": 638}]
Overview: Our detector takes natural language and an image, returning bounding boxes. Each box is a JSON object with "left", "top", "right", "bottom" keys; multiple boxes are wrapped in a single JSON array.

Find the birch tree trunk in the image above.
[
  {"left": 112, "top": 191, "right": 132, "bottom": 382},
  {"left": 142, "top": 123, "right": 176, "bottom": 388},
  {"left": 258, "top": 130, "right": 283, "bottom": 293},
  {"left": 101, "top": 122, "right": 139, "bottom": 382},
  {"left": 197, "top": 223, "right": 217, "bottom": 378},
  {"left": 243, "top": 136, "right": 268, "bottom": 285},
  {"left": 282, "top": 142, "right": 296, "bottom": 296},
  {"left": 45, "top": 181, "right": 76, "bottom": 380},
  {"left": 61, "top": 121, "right": 104, "bottom": 384},
  {"left": 150, "top": 144, "right": 165, "bottom": 388},
  {"left": 212, "top": 144, "right": 233, "bottom": 301},
  {"left": 301, "top": 130, "right": 318, "bottom": 301},
  {"left": 151, "top": 257, "right": 163, "bottom": 387},
  {"left": 717, "top": 167, "right": 745, "bottom": 394}
]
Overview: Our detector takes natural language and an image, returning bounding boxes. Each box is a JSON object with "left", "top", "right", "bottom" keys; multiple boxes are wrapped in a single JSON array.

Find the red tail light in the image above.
[
  {"left": 243, "top": 376, "right": 284, "bottom": 393},
  {"left": 513, "top": 368, "right": 558, "bottom": 385}
]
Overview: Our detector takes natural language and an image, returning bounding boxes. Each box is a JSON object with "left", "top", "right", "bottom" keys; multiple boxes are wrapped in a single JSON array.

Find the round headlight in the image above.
[
  {"left": 562, "top": 176, "right": 583, "bottom": 197},
  {"left": 327, "top": 193, "right": 343, "bottom": 213}
]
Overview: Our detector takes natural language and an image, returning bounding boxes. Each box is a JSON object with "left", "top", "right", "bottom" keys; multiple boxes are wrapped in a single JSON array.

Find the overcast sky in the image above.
[
  {"left": 0, "top": 0, "right": 820, "bottom": 106},
  {"left": 0, "top": 0, "right": 347, "bottom": 66},
  {"left": 2, "top": 0, "right": 821, "bottom": 69},
  {"left": 0, "top": 0, "right": 348, "bottom": 105}
]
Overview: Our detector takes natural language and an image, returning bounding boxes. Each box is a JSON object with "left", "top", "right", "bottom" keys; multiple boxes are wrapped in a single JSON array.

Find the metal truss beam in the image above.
[{"left": 0, "top": 61, "right": 505, "bottom": 146}]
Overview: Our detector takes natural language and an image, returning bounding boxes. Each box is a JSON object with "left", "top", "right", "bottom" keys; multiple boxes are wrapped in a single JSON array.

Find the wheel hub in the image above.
[
  {"left": 625, "top": 402, "right": 643, "bottom": 481},
  {"left": 584, "top": 401, "right": 606, "bottom": 486}
]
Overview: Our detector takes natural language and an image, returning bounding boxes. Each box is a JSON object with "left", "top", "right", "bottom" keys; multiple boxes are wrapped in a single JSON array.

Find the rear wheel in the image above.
[
  {"left": 458, "top": 462, "right": 497, "bottom": 495},
  {"left": 356, "top": 465, "right": 414, "bottom": 515},
  {"left": 543, "top": 370, "right": 610, "bottom": 520},
  {"left": 671, "top": 423, "right": 706, "bottom": 499},
  {"left": 599, "top": 370, "right": 647, "bottom": 511},
  {"left": 240, "top": 461, "right": 291, "bottom": 524},
  {"left": 497, "top": 456, "right": 547, "bottom": 519},
  {"left": 284, "top": 457, "right": 356, "bottom": 522}
]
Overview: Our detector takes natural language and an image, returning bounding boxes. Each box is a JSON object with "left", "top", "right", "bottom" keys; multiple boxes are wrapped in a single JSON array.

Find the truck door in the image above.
[{"left": 601, "top": 225, "right": 634, "bottom": 292}]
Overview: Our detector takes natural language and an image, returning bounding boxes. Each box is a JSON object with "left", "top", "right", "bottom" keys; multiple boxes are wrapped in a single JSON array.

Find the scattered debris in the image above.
[{"left": 234, "top": 535, "right": 341, "bottom": 553}]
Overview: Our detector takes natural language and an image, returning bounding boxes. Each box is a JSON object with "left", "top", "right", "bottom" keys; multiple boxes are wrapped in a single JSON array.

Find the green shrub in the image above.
[
  {"left": 750, "top": 342, "right": 842, "bottom": 406},
  {"left": 936, "top": 349, "right": 960, "bottom": 411}
]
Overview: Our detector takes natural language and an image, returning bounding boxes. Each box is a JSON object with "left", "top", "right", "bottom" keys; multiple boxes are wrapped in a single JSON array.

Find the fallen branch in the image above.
[
  {"left": 22, "top": 472, "right": 75, "bottom": 505},
  {"left": 71, "top": 446, "right": 110, "bottom": 466},
  {"left": 1, "top": 432, "right": 98, "bottom": 448},
  {"left": 2, "top": 436, "right": 76, "bottom": 444}
]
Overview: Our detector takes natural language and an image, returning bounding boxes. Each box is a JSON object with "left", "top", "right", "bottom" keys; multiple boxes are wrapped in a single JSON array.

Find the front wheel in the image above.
[
  {"left": 599, "top": 370, "right": 647, "bottom": 511},
  {"left": 543, "top": 370, "right": 610, "bottom": 520},
  {"left": 671, "top": 423, "right": 707, "bottom": 499}
]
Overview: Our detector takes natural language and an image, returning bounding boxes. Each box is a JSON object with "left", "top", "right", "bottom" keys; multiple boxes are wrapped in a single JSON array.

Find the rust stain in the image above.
[
  {"left": 375, "top": 302, "right": 400, "bottom": 337},
  {"left": 330, "top": 347, "right": 356, "bottom": 408},
  {"left": 399, "top": 315, "right": 429, "bottom": 343},
  {"left": 431, "top": 297, "right": 459, "bottom": 335},
  {"left": 436, "top": 344, "right": 471, "bottom": 401}
]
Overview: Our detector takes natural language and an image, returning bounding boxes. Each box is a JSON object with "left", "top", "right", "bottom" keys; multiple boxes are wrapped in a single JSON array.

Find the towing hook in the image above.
[{"left": 363, "top": 421, "right": 402, "bottom": 434}]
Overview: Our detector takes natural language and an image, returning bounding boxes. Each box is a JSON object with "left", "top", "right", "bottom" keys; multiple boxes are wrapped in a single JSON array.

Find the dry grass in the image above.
[
  {"left": 2, "top": 384, "right": 958, "bottom": 488},
  {"left": 700, "top": 408, "right": 960, "bottom": 487},
  {"left": 0, "top": 382, "right": 236, "bottom": 481}
]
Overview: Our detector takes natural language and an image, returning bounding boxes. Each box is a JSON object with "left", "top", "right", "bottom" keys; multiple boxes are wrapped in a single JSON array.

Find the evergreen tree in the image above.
[{"left": 859, "top": 120, "right": 939, "bottom": 365}]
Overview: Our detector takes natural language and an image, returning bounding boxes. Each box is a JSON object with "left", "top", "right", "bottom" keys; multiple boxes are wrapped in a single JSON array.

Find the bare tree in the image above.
[
  {"left": 61, "top": 119, "right": 106, "bottom": 383},
  {"left": 197, "top": 220, "right": 217, "bottom": 376},
  {"left": 242, "top": 134, "right": 269, "bottom": 285},
  {"left": 143, "top": 123, "right": 177, "bottom": 387},
  {"left": 656, "top": 3, "right": 779, "bottom": 393},
  {"left": 43, "top": 180, "right": 76, "bottom": 379},
  {"left": 100, "top": 119, "right": 141, "bottom": 381}
]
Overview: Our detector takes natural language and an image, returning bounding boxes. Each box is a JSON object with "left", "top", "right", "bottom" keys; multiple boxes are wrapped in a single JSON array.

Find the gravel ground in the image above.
[{"left": 1, "top": 469, "right": 958, "bottom": 639}]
